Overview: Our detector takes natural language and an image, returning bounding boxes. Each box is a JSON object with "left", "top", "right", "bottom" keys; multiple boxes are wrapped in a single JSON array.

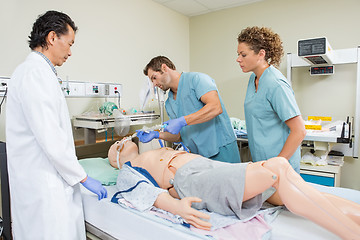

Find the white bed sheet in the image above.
[
  {"left": 81, "top": 185, "right": 208, "bottom": 240},
  {"left": 81, "top": 184, "right": 360, "bottom": 240},
  {"left": 271, "top": 183, "right": 360, "bottom": 240}
]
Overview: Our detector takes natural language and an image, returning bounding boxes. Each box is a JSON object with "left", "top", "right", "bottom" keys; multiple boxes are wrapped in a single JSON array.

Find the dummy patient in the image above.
[{"left": 108, "top": 138, "right": 360, "bottom": 240}]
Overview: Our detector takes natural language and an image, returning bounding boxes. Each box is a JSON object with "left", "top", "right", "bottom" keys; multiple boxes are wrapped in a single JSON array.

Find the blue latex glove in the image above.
[
  {"left": 81, "top": 176, "right": 107, "bottom": 200},
  {"left": 136, "top": 130, "right": 159, "bottom": 143},
  {"left": 164, "top": 116, "right": 187, "bottom": 135}
]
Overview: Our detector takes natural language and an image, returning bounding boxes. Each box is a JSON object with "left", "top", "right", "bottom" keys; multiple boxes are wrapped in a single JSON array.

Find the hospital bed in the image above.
[
  {"left": 76, "top": 141, "right": 360, "bottom": 240},
  {"left": 81, "top": 185, "right": 354, "bottom": 240},
  {"left": 1, "top": 141, "right": 360, "bottom": 239}
]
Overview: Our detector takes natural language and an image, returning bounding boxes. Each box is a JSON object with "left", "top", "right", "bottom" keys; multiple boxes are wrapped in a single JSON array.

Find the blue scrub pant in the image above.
[{"left": 209, "top": 141, "right": 241, "bottom": 163}]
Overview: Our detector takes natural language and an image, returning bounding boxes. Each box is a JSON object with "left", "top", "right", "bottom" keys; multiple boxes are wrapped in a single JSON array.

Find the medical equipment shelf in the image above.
[
  {"left": 287, "top": 47, "right": 360, "bottom": 158},
  {"left": 74, "top": 113, "right": 160, "bottom": 144},
  {"left": 300, "top": 163, "right": 341, "bottom": 187},
  {"left": 304, "top": 133, "right": 339, "bottom": 143},
  {"left": 74, "top": 113, "right": 160, "bottom": 129}
]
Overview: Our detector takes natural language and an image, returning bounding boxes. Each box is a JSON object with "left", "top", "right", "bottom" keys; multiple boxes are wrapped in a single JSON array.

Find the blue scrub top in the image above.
[
  {"left": 244, "top": 66, "right": 301, "bottom": 172},
  {"left": 165, "top": 72, "right": 236, "bottom": 158}
]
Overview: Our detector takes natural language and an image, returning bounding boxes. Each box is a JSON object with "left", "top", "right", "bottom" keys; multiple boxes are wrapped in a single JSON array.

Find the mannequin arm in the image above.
[{"left": 154, "top": 192, "right": 211, "bottom": 230}]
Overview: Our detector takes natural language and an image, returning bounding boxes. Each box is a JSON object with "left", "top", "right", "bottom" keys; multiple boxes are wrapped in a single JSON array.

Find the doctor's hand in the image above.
[
  {"left": 164, "top": 116, "right": 187, "bottom": 135},
  {"left": 136, "top": 130, "right": 159, "bottom": 143},
  {"left": 81, "top": 176, "right": 107, "bottom": 200},
  {"left": 176, "top": 197, "right": 211, "bottom": 231}
]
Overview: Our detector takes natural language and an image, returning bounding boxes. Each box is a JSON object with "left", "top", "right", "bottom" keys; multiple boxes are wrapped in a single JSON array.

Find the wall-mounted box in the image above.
[{"left": 60, "top": 80, "right": 122, "bottom": 98}]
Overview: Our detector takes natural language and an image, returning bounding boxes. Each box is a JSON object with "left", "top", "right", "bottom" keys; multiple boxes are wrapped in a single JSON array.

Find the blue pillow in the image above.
[{"left": 79, "top": 157, "right": 119, "bottom": 186}]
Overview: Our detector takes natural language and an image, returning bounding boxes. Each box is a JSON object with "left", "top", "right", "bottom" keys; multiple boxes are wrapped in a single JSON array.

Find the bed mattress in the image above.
[
  {"left": 81, "top": 184, "right": 360, "bottom": 240},
  {"left": 81, "top": 185, "right": 208, "bottom": 240}
]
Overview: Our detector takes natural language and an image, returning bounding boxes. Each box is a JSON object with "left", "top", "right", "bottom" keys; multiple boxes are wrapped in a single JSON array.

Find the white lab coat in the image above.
[{"left": 6, "top": 52, "right": 87, "bottom": 240}]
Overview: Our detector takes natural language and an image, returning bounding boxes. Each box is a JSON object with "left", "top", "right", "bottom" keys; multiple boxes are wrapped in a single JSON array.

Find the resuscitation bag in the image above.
[{"left": 99, "top": 102, "right": 118, "bottom": 116}]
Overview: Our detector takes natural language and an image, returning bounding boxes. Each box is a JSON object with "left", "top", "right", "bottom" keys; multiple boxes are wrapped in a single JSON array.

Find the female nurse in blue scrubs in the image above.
[{"left": 236, "top": 27, "right": 306, "bottom": 173}]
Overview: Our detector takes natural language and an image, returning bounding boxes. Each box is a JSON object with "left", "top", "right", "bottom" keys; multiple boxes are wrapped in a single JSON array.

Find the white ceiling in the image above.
[{"left": 152, "top": 0, "right": 264, "bottom": 17}]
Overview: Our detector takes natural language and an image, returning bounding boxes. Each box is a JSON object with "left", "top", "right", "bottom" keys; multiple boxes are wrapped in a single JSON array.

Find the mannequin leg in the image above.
[
  {"left": 322, "top": 193, "right": 360, "bottom": 225},
  {"left": 261, "top": 157, "right": 360, "bottom": 240},
  {"left": 243, "top": 161, "right": 278, "bottom": 201}
]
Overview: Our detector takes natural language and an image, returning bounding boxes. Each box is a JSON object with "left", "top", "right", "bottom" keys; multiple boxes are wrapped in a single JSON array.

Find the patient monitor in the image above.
[{"left": 298, "top": 37, "right": 334, "bottom": 65}]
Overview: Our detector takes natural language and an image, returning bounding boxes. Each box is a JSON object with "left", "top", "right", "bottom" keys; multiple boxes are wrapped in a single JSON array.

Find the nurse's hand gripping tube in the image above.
[
  {"left": 164, "top": 116, "right": 187, "bottom": 135},
  {"left": 136, "top": 130, "right": 159, "bottom": 143}
]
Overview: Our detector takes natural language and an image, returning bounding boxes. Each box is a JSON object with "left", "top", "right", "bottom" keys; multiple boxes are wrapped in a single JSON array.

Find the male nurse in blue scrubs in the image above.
[{"left": 137, "top": 56, "right": 240, "bottom": 163}]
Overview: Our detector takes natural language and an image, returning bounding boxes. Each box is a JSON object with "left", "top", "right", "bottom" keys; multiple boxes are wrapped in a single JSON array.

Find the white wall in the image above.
[
  {"left": 2, "top": 0, "right": 360, "bottom": 190},
  {"left": 0, "top": 0, "right": 189, "bottom": 141},
  {"left": 189, "top": 0, "right": 360, "bottom": 190}
]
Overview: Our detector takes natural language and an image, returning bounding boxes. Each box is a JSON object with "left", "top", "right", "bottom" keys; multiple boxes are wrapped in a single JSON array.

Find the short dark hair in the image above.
[
  {"left": 28, "top": 10, "right": 78, "bottom": 50},
  {"left": 143, "top": 56, "right": 176, "bottom": 76}
]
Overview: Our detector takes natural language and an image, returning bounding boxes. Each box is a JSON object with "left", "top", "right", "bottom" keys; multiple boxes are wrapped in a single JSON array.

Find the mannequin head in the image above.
[{"left": 108, "top": 138, "right": 138, "bottom": 169}]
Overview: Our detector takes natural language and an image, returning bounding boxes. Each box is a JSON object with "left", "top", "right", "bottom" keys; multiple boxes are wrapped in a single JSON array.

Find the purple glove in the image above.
[
  {"left": 164, "top": 116, "right": 187, "bottom": 135},
  {"left": 81, "top": 176, "right": 107, "bottom": 200},
  {"left": 136, "top": 130, "right": 159, "bottom": 143}
]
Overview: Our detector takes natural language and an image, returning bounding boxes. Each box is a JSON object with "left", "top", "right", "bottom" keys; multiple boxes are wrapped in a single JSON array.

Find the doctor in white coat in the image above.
[{"left": 6, "top": 11, "right": 107, "bottom": 239}]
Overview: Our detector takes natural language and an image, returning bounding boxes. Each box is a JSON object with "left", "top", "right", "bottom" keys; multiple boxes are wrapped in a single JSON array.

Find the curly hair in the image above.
[
  {"left": 143, "top": 56, "right": 176, "bottom": 76},
  {"left": 28, "top": 10, "right": 78, "bottom": 50},
  {"left": 237, "top": 26, "right": 283, "bottom": 67}
]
